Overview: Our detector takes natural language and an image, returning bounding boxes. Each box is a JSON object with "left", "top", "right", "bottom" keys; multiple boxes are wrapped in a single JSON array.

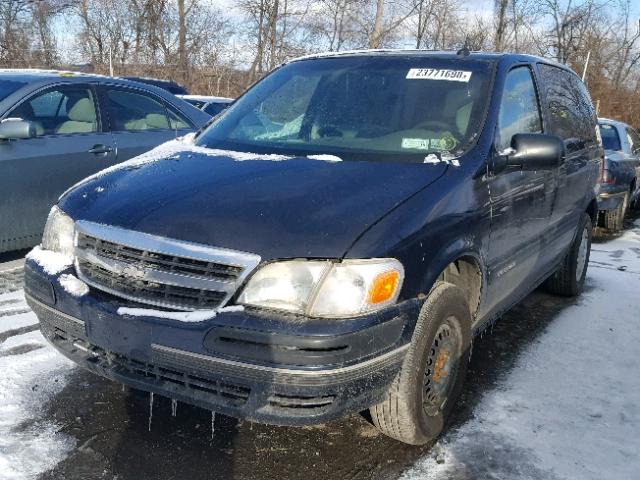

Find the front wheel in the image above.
[
  {"left": 370, "top": 282, "right": 471, "bottom": 445},
  {"left": 545, "top": 212, "right": 592, "bottom": 296}
]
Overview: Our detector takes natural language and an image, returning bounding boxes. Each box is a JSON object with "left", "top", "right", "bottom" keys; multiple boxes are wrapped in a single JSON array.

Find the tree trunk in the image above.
[
  {"left": 494, "top": 0, "right": 509, "bottom": 51},
  {"left": 177, "top": 0, "right": 188, "bottom": 83},
  {"left": 369, "top": 0, "right": 384, "bottom": 49}
]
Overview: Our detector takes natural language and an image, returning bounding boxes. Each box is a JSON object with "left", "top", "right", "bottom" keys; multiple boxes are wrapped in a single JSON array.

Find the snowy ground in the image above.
[
  {"left": 0, "top": 290, "right": 75, "bottom": 480},
  {"left": 0, "top": 220, "right": 638, "bottom": 480}
]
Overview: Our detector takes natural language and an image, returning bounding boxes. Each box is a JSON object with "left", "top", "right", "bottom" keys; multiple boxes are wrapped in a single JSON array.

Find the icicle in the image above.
[
  {"left": 122, "top": 384, "right": 125, "bottom": 393},
  {"left": 148, "top": 392, "right": 154, "bottom": 432},
  {"left": 171, "top": 399, "right": 178, "bottom": 417},
  {"left": 250, "top": 422, "right": 253, "bottom": 431},
  {"left": 211, "top": 411, "right": 216, "bottom": 440}
]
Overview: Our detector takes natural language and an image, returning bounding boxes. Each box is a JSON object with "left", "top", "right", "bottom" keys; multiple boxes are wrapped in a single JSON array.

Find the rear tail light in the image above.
[
  {"left": 600, "top": 169, "right": 615, "bottom": 184},
  {"left": 599, "top": 155, "right": 615, "bottom": 184}
]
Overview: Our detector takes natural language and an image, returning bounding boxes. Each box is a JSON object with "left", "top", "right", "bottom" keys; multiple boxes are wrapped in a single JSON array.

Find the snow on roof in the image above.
[{"left": 178, "top": 94, "right": 234, "bottom": 103}]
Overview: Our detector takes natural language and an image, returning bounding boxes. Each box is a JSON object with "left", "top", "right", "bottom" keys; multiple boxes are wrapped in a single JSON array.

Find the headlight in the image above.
[
  {"left": 42, "top": 206, "right": 75, "bottom": 257},
  {"left": 237, "top": 258, "right": 404, "bottom": 318}
]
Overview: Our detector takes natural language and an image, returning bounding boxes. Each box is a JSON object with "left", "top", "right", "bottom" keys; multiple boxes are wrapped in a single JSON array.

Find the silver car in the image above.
[{"left": 0, "top": 70, "right": 210, "bottom": 253}]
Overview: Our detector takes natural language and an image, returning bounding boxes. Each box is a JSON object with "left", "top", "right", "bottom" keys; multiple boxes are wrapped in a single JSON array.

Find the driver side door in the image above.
[{"left": 484, "top": 66, "right": 557, "bottom": 313}]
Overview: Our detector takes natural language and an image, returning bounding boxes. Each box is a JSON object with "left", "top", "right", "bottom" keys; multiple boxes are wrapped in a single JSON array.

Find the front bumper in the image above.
[{"left": 25, "top": 259, "right": 416, "bottom": 426}]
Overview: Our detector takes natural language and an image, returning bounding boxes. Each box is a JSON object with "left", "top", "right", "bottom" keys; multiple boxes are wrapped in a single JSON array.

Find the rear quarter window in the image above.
[{"left": 539, "top": 64, "right": 597, "bottom": 152}]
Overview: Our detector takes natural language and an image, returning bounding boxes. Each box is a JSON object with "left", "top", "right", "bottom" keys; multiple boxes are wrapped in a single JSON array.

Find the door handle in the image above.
[{"left": 88, "top": 144, "right": 114, "bottom": 155}]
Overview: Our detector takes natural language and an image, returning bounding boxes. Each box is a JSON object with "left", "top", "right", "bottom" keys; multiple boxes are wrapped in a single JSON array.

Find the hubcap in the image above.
[
  {"left": 423, "top": 318, "right": 460, "bottom": 417},
  {"left": 575, "top": 226, "right": 589, "bottom": 281}
]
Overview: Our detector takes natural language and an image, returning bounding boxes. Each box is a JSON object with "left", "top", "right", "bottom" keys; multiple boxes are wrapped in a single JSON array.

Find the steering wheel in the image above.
[{"left": 413, "top": 120, "right": 464, "bottom": 147}]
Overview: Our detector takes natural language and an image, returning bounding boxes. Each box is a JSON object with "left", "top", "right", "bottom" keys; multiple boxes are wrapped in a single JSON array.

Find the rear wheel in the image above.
[
  {"left": 545, "top": 212, "right": 592, "bottom": 296},
  {"left": 370, "top": 282, "right": 471, "bottom": 445}
]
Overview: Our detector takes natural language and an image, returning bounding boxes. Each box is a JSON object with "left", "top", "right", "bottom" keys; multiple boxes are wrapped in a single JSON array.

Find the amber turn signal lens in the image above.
[{"left": 368, "top": 270, "right": 400, "bottom": 304}]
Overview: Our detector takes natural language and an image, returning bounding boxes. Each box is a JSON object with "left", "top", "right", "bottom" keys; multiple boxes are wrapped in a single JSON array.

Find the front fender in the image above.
[{"left": 345, "top": 166, "right": 489, "bottom": 304}]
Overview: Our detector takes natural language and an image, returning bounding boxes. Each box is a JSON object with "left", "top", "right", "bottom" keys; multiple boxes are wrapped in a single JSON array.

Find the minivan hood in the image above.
[{"left": 60, "top": 149, "right": 447, "bottom": 260}]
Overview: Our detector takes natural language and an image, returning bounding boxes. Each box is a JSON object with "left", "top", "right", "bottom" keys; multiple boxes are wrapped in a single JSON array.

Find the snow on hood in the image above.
[{"left": 63, "top": 134, "right": 351, "bottom": 200}]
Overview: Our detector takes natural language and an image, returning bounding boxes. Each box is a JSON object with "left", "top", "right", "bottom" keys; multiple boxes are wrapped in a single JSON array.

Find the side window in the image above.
[
  {"left": 598, "top": 124, "right": 621, "bottom": 151},
  {"left": 11, "top": 86, "right": 97, "bottom": 136},
  {"left": 496, "top": 67, "right": 542, "bottom": 151},
  {"left": 105, "top": 89, "right": 171, "bottom": 132},
  {"left": 539, "top": 64, "right": 597, "bottom": 151},
  {"left": 626, "top": 127, "right": 640, "bottom": 154},
  {"left": 165, "top": 105, "right": 191, "bottom": 129},
  {"left": 203, "top": 102, "right": 228, "bottom": 116}
]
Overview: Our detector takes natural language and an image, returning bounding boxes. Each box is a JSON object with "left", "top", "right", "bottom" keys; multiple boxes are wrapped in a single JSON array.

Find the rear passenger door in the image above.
[
  {"left": 0, "top": 83, "right": 117, "bottom": 248},
  {"left": 538, "top": 65, "right": 600, "bottom": 253},
  {"left": 99, "top": 86, "right": 193, "bottom": 161}
]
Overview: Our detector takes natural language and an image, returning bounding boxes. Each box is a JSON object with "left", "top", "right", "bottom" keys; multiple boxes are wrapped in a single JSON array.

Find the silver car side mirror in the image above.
[{"left": 0, "top": 119, "right": 37, "bottom": 140}]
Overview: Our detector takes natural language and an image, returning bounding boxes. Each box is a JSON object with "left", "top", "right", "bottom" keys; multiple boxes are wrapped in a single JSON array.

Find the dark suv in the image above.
[{"left": 24, "top": 51, "right": 600, "bottom": 445}]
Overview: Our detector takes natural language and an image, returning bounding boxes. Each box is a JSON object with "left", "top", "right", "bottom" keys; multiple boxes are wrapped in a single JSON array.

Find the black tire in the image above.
[
  {"left": 545, "top": 212, "right": 592, "bottom": 297},
  {"left": 603, "top": 193, "right": 628, "bottom": 231},
  {"left": 370, "top": 282, "right": 471, "bottom": 445}
]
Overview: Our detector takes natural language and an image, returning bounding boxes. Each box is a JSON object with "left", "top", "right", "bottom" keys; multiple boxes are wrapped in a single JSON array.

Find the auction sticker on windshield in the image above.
[{"left": 406, "top": 68, "right": 472, "bottom": 82}]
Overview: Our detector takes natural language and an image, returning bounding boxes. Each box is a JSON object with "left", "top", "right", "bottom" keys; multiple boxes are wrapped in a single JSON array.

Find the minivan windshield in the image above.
[
  {"left": 0, "top": 80, "right": 27, "bottom": 103},
  {"left": 197, "top": 56, "right": 494, "bottom": 162}
]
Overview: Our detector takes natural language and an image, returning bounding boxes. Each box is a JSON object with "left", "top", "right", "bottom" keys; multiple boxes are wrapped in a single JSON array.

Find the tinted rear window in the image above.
[
  {"left": 598, "top": 124, "right": 621, "bottom": 151},
  {"left": 0, "top": 80, "right": 27, "bottom": 102}
]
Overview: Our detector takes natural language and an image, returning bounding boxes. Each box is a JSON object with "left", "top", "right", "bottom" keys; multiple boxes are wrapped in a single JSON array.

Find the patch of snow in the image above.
[
  {"left": 307, "top": 154, "right": 342, "bottom": 162},
  {"left": 0, "top": 315, "right": 75, "bottom": 480},
  {"left": 58, "top": 274, "right": 89, "bottom": 298},
  {"left": 218, "top": 305, "right": 245, "bottom": 314},
  {"left": 117, "top": 304, "right": 244, "bottom": 322},
  {"left": 26, "top": 246, "right": 72, "bottom": 275},
  {"left": 0, "top": 292, "right": 36, "bottom": 334},
  {"left": 179, "top": 132, "right": 196, "bottom": 144},
  {"left": 423, "top": 154, "right": 460, "bottom": 166},
  {"left": 401, "top": 220, "right": 640, "bottom": 480}
]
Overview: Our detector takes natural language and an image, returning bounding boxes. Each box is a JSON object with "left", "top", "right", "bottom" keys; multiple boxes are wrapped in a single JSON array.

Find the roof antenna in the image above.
[{"left": 457, "top": 46, "right": 470, "bottom": 57}]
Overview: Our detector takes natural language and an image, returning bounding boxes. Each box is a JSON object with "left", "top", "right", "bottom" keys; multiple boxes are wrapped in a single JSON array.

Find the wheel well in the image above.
[
  {"left": 586, "top": 199, "right": 598, "bottom": 225},
  {"left": 436, "top": 257, "right": 482, "bottom": 319}
]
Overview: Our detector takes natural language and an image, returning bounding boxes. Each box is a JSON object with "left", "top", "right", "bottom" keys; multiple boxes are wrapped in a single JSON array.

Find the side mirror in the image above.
[
  {"left": 492, "top": 133, "right": 565, "bottom": 173},
  {"left": 0, "top": 119, "right": 37, "bottom": 140}
]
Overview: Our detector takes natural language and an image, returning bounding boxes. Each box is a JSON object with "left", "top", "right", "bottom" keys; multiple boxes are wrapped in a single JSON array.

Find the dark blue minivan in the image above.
[{"left": 24, "top": 51, "right": 600, "bottom": 445}]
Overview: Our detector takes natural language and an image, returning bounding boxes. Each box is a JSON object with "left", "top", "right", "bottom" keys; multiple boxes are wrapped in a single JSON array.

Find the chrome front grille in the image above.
[{"left": 74, "top": 221, "right": 261, "bottom": 311}]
